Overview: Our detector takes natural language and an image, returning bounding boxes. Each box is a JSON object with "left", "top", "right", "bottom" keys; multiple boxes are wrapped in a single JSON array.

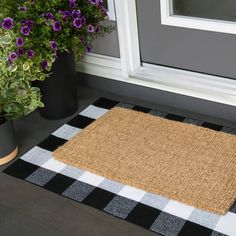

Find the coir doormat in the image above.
[
  {"left": 53, "top": 107, "right": 236, "bottom": 215},
  {"left": 3, "top": 98, "right": 236, "bottom": 236}
]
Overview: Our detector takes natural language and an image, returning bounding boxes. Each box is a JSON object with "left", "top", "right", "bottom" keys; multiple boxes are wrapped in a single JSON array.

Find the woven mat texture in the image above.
[{"left": 53, "top": 107, "right": 236, "bottom": 214}]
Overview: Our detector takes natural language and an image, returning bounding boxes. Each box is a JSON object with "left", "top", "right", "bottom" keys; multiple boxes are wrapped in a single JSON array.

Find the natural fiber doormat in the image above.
[
  {"left": 3, "top": 98, "right": 236, "bottom": 235},
  {"left": 53, "top": 107, "right": 236, "bottom": 215}
]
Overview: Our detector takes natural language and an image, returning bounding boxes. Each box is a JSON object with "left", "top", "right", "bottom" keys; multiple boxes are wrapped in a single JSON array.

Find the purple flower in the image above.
[
  {"left": 99, "top": 0, "right": 105, "bottom": 7},
  {"left": 63, "top": 11, "right": 71, "bottom": 17},
  {"left": 59, "top": 10, "right": 71, "bottom": 18},
  {"left": 72, "top": 10, "right": 81, "bottom": 18},
  {"left": 41, "top": 60, "right": 48, "bottom": 70},
  {"left": 17, "top": 48, "right": 24, "bottom": 56},
  {"left": 26, "top": 20, "right": 34, "bottom": 28},
  {"left": 16, "top": 37, "right": 24, "bottom": 47},
  {"left": 18, "top": 6, "right": 27, "bottom": 11},
  {"left": 87, "top": 24, "right": 94, "bottom": 33},
  {"left": 2, "top": 17, "right": 14, "bottom": 30},
  {"left": 95, "top": 25, "right": 101, "bottom": 33},
  {"left": 50, "top": 41, "right": 58, "bottom": 51},
  {"left": 20, "top": 26, "right": 30, "bottom": 36},
  {"left": 59, "top": 10, "right": 71, "bottom": 22},
  {"left": 27, "top": 49, "right": 35, "bottom": 58},
  {"left": 89, "top": 0, "right": 99, "bottom": 5},
  {"left": 52, "top": 21, "right": 62, "bottom": 32},
  {"left": 20, "top": 20, "right": 27, "bottom": 25},
  {"left": 81, "top": 16, "right": 86, "bottom": 25},
  {"left": 8, "top": 52, "right": 18, "bottom": 61},
  {"left": 86, "top": 46, "right": 92, "bottom": 52},
  {"left": 69, "top": 0, "right": 77, "bottom": 8},
  {"left": 73, "top": 18, "right": 82, "bottom": 29},
  {"left": 44, "top": 12, "right": 54, "bottom": 20}
]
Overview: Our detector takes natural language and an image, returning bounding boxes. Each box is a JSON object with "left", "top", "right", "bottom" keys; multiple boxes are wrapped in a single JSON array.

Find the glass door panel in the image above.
[
  {"left": 136, "top": 0, "right": 236, "bottom": 79},
  {"left": 172, "top": 0, "right": 236, "bottom": 22}
]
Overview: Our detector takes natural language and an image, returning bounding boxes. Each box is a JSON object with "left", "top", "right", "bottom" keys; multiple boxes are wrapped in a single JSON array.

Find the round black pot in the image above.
[
  {"left": 36, "top": 52, "right": 78, "bottom": 120},
  {"left": 0, "top": 120, "right": 18, "bottom": 165}
]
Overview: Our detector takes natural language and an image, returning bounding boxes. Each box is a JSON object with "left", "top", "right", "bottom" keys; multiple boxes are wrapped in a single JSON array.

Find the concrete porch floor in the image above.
[{"left": 0, "top": 85, "right": 160, "bottom": 236}]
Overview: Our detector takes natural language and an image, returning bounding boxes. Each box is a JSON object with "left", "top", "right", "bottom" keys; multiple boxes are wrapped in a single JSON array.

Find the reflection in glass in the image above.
[{"left": 172, "top": 0, "right": 236, "bottom": 22}]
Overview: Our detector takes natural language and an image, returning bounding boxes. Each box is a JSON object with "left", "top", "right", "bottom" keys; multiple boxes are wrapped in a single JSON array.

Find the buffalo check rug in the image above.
[{"left": 3, "top": 97, "right": 236, "bottom": 236}]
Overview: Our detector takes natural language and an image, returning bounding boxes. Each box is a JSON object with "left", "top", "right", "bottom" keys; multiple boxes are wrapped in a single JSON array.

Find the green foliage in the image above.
[
  {"left": 0, "top": 29, "right": 45, "bottom": 120},
  {"left": 0, "top": 0, "right": 112, "bottom": 120}
]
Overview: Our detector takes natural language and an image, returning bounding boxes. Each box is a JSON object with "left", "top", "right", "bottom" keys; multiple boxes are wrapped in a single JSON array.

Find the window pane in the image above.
[{"left": 172, "top": 0, "right": 236, "bottom": 22}]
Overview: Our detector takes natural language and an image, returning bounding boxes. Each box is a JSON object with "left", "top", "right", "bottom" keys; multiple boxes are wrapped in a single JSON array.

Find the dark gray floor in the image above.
[
  {"left": 1, "top": 85, "right": 235, "bottom": 236},
  {"left": 0, "top": 86, "right": 159, "bottom": 236}
]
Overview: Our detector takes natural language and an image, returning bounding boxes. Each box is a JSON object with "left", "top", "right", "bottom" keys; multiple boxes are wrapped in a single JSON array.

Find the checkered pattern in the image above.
[{"left": 3, "top": 97, "right": 236, "bottom": 236}]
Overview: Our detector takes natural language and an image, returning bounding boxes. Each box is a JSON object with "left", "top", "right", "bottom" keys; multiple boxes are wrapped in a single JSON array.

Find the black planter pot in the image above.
[
  {"left": 36, "top": 52, "right": 78, "bottom": 120},
  {"left": 0, "top": 120, "right": 18, "bottom": 165}
]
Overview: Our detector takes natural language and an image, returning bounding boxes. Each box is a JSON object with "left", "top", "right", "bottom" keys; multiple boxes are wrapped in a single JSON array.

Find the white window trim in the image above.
[
  {"left": 114, "top": 0, "right": 141, "bottom": 77},
  {"left": 160, "top": 0, "right": 236, "bottom": 35},
  {"left": 107, "top": 0, "right": 116, "bottom": 21},
  {"left": 77, "top": 53, "right": 236, "bottom": 106},
  {"left": 77, "top": 0, "right": 236, "bottom": 107}
]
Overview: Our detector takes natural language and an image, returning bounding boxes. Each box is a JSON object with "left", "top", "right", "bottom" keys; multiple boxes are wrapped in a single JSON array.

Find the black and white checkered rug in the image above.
[{"left": 3, "top": 98, "right": 236, "bottom": 236}]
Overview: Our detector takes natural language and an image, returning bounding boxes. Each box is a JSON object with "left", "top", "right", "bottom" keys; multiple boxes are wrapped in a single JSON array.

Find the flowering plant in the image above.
[
  {"left": 0, "top": 0, "right": 112, "bottom": 121},
  {"left": 0, "top": 29, "right": 45, "bottom": 122}
]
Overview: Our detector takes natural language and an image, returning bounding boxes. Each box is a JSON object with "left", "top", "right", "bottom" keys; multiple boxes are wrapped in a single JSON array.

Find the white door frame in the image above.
[
  {"left": 107, "top": 0, "right": 116, "bottom": 21},
  {"left": 114, "top": 0, "right": 236, "bottom": 106},
  {"left": 78, "top": 0, "right": 236, "bottom": 106}
]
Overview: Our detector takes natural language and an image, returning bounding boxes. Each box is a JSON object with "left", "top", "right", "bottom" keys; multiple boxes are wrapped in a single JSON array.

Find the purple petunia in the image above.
[
  {"left": 20, "top": 20, "right": 27, "bottom": 25},
  {"left": 71, "top": 10, "right": 81, "bottom": 18},
  {"left": 63, "top": 11, "right": 71, "bottom": 17},
  {"left": 20, "top": 19, "right": 34, "bottom": 28},
  {"left": 99, "top": 0, "right": 105, "bottom": 6},
  {"left": 52, "top": 21, "right": 62, "bottom": 32},
  {"left": 81, "top": 16, "right": 86, "bottom": 25},
  {"left": 59, "top": 10, "right": 71, "bottom": 18},
  {"left": 50, "top": 41, "right": 58, "bottom": 51},
  {"left": 69, "top": 0, "right": 77, "bottom": 8},
  {"left": 87, "top": 24, "right": 94, "bottom": 33},
  {"left": 18, "top": 6, "right": 27, "bottom": 11},
  {"left": 86, "top": 45, "right": 92, "bottom": 52},
  {"left": 95, "top": 25, "right": 101, "bottom": 33},
  {"left": 17, "top": 48, "right": 24, "bottom": 56},
  {"left": 73, "top": 18, "right": 82, "bottom": 29},
  {"left": 26, "top": 20, "right": 34, "bottom": 28},
  {"left": 8, "top": 52, "right": 18, "bottom": 61},
  {"left": 16, "top": 37, "right": 24, "bottom": 47},
  {"left": 2, "top": 17, "right": 14, "bottom": 30},
  {"left": 27, "top": 49, "right": 35, "bottom": 58},
  {"left": 41, "top": 60, "right": 48, "bottom": 70},
  {"left": 44, "top": 12, "right": 54, "bottom": 20},
  {"left": 20, "top": 26, "right": 30, "bottom": 36},
  {"left": 59, "top": 10, "right": 71, "bottom": 22},
  {"left": 89, "top": 0, "right": 99, "bottom": 5}
]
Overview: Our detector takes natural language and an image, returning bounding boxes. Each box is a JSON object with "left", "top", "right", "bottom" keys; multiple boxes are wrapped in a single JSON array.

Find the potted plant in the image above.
[
  {"left": 0, "top": 29, "right": 46, "bottom": 165},
  {"left": 1, "top": 0, "right": 113, "bottom": 119}
]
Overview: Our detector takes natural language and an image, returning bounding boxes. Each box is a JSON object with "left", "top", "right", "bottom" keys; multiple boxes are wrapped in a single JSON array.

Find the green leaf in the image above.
[
  {"left": 0, "top": 34, "right": 12, "bottom": 45},
  {"left": 8, "top": 64, "right": 18, "bottom": 72}
]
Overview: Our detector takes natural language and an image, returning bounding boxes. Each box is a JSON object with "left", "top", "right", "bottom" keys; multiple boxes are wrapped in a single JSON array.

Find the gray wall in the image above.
[
  {"left": 92, "top": 21, "right": 120, "bottom": 58},
  {"left": 136, "top": 0, "right": 236, "bottom": 79}
]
